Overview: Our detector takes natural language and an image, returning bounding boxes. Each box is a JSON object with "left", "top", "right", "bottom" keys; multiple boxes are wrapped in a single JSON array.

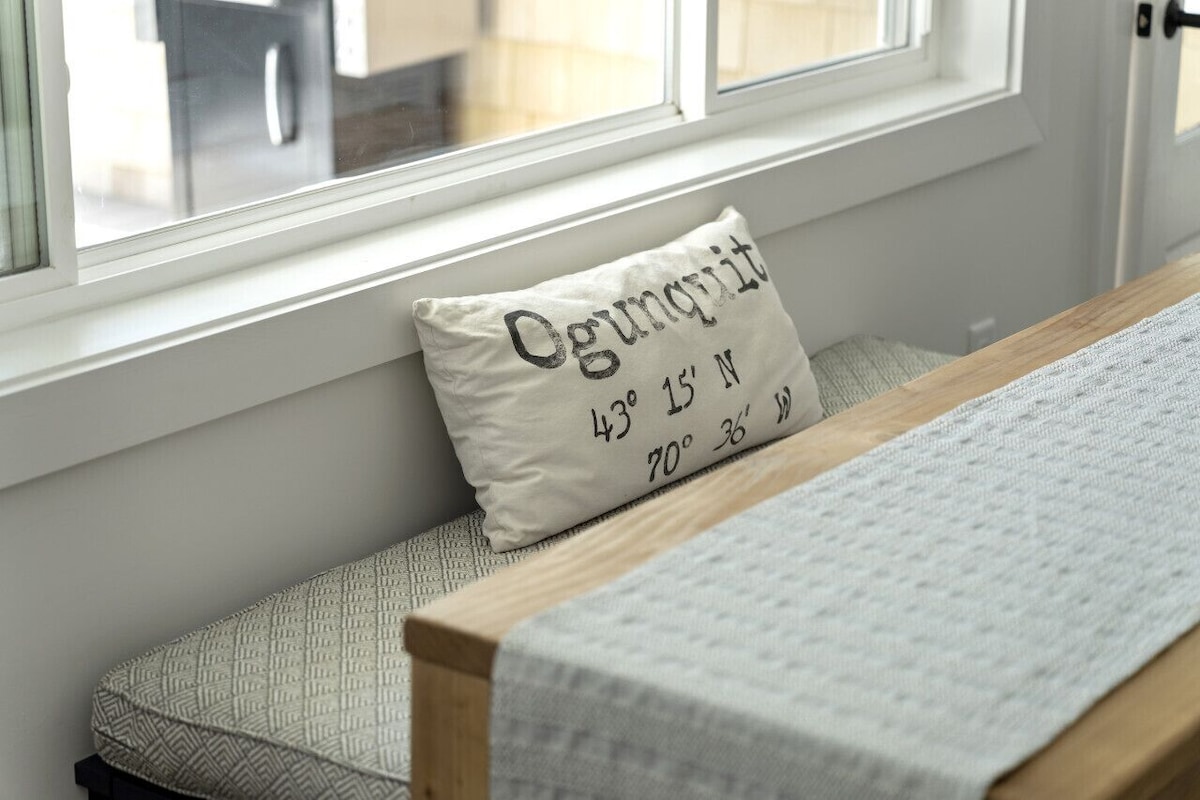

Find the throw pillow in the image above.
[{"left": 412, "top": 207, "right": 823, "bottom": 551}]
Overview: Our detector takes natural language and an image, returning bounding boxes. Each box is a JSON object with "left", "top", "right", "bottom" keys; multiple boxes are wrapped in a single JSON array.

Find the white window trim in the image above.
[
  {"left": 0, "top": 0, "right": 74, "bottom": 300},
  {"left": 702, "top": 0, "right": 933, "bottom": 115},
  {"left": 0, "top": 0, "right": 1046, "bottom": 492}
]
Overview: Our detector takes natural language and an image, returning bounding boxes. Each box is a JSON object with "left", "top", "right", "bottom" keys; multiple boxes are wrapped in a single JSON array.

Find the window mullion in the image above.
[
  {"left": 879, "top": 0, "right": 911, "bottom": 49},
  {"left": 675, "top": 0, "right": 716, "bottom": 120},
  {"left": 915, "top": 0, "right": 934, "bottom": 40}
]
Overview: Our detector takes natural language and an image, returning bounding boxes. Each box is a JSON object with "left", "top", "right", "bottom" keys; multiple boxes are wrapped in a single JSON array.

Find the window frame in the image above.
[
  {"left": 0, "top": 0, "right": 1043, "bottom": 491},
  {"left": 0, "top": 0, "right": 73, "bottom": 302},
  {"left": 696, "top": 0, "right": 933, "bottom": 116},
  {"left": 17, "top": 0, "right": 945, "bottom": 304}
]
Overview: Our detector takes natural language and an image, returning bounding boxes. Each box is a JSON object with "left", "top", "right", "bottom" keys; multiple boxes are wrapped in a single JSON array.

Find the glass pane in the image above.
[
  {"left": 0, "top": 0, "right": 42, "bottom": 275},
  {"left": 62, "top": 0, "right": 668, "bottom": 248},
  {"left": 1177, "top": 14, "right": 1200, "bottom": 136},
  {"left": 718, "top": 0, "right": 906, "bottom": 90}
]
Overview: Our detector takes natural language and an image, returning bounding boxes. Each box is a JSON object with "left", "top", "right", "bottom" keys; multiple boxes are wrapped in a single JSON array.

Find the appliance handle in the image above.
[{"left": 264, "top": 43, "right": 297, "bottom": 146}]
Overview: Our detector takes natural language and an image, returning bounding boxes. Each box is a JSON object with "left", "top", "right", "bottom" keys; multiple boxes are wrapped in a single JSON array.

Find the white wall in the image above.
[{"left": 1, "top": 2, "right": 1118, "bottom": 796}]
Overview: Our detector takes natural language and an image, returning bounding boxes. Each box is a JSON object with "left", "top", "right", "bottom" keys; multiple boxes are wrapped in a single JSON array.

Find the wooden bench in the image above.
[
  {"left": 77, "top": 335, "right": 955, "bottom": 800},
  {"left": 405, "top": 257, "right": 1200, "bottom": 800}
]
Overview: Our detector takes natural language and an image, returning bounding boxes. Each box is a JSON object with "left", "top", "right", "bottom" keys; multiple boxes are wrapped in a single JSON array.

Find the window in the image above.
[
  {"left": 64, "top": 0, "right": 671, "bottom": 246},
  {"left": 23, "top": 0, "right": 933, "bottom": 274},
  {"left": 0, "top": 0, "right": 1037, "bottom": 491},
  {"left": 58, "top": 1, "right": 923, "bottom": 250}
]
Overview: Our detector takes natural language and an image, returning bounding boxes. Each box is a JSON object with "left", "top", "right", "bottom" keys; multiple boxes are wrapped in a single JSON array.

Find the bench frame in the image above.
[{"left": 75, "top": 754, "right": 197, "bottom": 800}]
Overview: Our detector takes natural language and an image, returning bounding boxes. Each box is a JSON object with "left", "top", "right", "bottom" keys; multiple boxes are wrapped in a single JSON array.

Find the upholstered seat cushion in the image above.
[
  {"left": 810, "top": 334, "right": 959, "bottom": 416},
  {"left": 91, "top": 336, "right": 955, "bottom": 800}
]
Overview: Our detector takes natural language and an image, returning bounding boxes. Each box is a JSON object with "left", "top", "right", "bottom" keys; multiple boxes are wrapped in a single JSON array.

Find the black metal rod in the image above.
[{"left": 1165, "top": 0, "right": 1200, "bottom": 38}]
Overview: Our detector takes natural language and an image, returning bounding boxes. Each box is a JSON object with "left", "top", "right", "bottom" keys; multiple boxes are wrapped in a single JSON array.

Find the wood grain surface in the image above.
[
  {"left": 410, "top": 659, "right": 491, "bottom": 800},
  {"left": 406, "top": 256, "right": 1200, "bottom": 800}
]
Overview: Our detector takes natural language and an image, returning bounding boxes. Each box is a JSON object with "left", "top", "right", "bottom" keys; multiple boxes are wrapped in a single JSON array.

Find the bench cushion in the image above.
[
  {"left": 810, "top": 334, "right": 959, "bottom": 416},
  {"left": 91, "top": 336, "right": 955, "bottom": 800}
]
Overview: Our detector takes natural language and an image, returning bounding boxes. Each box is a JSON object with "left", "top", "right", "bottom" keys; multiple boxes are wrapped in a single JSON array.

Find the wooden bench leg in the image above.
[{"left": 411, "top": 658, "right": 491, "bottom": 800}]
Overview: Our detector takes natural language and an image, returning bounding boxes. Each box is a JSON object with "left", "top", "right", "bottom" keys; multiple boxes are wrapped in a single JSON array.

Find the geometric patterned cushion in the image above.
[
  {"left": 809, "top": 334, "right": 957, "bottom": 417},
  {"left": 93, "top": 512, "right": 544, "bottom": 800},
  {"left": 92, "top": 336, "right": 954, "bottom": 800}
]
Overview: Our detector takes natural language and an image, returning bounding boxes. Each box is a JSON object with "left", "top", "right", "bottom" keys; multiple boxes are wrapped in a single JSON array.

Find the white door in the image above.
[{"left": 1128, "top": 0, "right": 1200, "bottom": 279}]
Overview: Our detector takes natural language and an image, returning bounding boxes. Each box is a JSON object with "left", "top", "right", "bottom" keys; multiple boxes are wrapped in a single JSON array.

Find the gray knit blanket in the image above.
[{"left": 491, "top": 294, "right": 1200, "bottom": 800}]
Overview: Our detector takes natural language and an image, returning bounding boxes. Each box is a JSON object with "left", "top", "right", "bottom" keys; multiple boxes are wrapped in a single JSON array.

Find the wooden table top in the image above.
[{"left": 406, "top": 256, "right": 1200, "bottom": 800}]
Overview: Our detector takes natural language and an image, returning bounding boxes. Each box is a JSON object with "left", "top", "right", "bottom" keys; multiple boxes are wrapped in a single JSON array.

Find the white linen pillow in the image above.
[{"left": 412, "top": 207, "right": 823, "bottom": 551}]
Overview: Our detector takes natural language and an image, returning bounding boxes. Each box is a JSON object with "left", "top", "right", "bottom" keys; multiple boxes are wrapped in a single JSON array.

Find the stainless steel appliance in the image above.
[{"left": 151, "top": 0, "right": 471, "bottom": 217}]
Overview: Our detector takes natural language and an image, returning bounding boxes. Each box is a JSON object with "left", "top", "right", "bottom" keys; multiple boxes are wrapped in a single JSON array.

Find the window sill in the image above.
[{"left": 0, "top": 77, "right": 1043, "bottom": 491}]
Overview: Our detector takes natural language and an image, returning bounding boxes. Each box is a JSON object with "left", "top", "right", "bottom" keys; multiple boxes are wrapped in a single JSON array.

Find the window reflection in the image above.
[{"left": 64, "top": 0, "right": 667, "bottom": 247}]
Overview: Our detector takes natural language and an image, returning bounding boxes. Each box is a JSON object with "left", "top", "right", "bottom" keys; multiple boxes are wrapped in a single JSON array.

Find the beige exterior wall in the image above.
[
  {"left": 459, "top": 0, "right": 664, "bottom": 144},
  {"left": 1177, "top": 27, "right": 1200, "bottom": 135},
  {"left": 718, "top": 0, "right": 879, "bottom": 86}
]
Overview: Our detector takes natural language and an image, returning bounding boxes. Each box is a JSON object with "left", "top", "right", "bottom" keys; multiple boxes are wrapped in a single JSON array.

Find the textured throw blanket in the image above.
[{"left": 491, "top": 294, "right": 1200, "bottom": 800}]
